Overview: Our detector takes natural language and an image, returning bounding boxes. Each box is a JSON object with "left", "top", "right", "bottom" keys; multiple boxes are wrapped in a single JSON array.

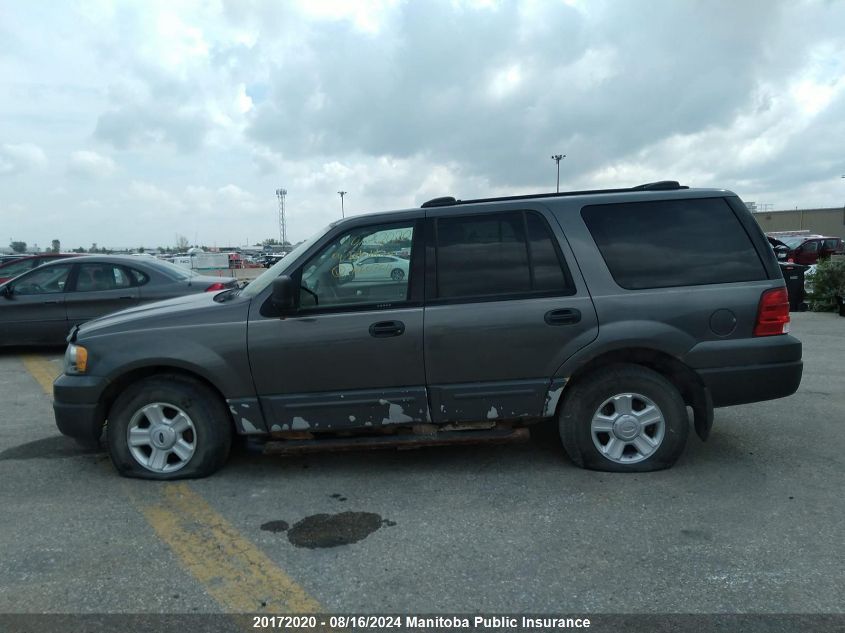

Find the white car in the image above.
[{"left": 352, "top": 255, "right": 409, "bottom": 281}]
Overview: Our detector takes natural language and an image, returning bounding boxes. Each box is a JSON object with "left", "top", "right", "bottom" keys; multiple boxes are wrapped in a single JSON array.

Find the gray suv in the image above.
[{"left": 53, "top": 181, "right": 802, "bottom": 479}]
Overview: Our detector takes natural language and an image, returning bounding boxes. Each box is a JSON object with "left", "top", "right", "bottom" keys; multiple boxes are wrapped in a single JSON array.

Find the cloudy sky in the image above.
[{"left": 2, "top": 0, "right": 844, "bottom": 250}]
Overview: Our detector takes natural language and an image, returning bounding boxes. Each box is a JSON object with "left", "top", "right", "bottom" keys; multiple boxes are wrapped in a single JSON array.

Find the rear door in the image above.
[
  {"left": 65, "top": 262, "right": 140, "bottom": 324},
  {"left": 0, "top": 263, "right": 72, "bottom": 345},
  {"left": 423, "top": 205, "right": 598, "bottom": 423}
]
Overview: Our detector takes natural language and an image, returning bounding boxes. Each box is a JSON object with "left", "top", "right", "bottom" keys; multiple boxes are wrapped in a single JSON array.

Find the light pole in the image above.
[
  {"left": 337, "top": 191, "right": 347, "bottom": 218},
  {"left": 551, "top": 154, "right": 565, "bottom": 193}
]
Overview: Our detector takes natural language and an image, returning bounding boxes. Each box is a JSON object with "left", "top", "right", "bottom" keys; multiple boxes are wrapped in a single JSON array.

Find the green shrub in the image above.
[{"left": 807, "top": 257, "right": 845, "bottom": 311}]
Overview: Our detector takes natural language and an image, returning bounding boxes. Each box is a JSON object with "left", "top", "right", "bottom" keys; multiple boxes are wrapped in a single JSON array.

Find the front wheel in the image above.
[
  {"left": 106, "top": 375, "right": 232, "bottom": 480},
  {"left": 559, "top": 364, "right": 689, "bottom": 472},
  {"left": 390, "top": 268, "right": 405, "bottom": 281}
]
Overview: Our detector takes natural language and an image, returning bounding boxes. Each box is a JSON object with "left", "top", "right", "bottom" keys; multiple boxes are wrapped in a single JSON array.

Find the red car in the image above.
[
  {"left": 0, "top": 254, "right": 82, "bottom": 284},
  {"left": 766, "top": 233, "right": 844, "bottom": 265}
]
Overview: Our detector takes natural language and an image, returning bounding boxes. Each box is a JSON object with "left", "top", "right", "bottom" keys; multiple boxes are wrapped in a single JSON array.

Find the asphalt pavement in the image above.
[{"left": 0, "top": 312, "right": 842, "bottom": 619}]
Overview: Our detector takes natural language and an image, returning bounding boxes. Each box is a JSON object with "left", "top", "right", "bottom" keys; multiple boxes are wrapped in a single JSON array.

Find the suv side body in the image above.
[{"left": 52, "top": 186, "right": 802, "bottom": 478}]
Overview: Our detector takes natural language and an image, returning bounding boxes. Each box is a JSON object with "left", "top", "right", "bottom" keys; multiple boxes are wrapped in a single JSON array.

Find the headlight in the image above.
[{"left": 65, "top": 344, "right": 89, "bottom": 374}]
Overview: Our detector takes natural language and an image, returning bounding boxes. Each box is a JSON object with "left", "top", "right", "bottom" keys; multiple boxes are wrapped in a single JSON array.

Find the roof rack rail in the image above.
[
  {"left": 421, "top": 196, "right": 458, "bottom": 208},
  {"left": 630, "top": 180, "right": 683, "bottom": 191},
  {"left": 420, "top": 181, "right": 687, "bottom": 208}
]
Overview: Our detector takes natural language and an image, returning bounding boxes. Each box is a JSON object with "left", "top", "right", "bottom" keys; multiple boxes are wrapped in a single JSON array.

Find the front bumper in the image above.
[{"left": 53, "top": 374, "right": 108, "bottom": 442}]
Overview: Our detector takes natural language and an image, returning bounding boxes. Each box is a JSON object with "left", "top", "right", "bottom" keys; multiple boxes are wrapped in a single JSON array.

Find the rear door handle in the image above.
[
  {"left": 369, "top": 320, "right": 405, "bottom": 338},
  {"left": 545, "top": 308, "right": 581, "bottom": 325}
]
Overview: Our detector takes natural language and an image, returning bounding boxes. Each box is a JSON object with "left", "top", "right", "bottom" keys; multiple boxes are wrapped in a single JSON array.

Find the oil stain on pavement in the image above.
[
  {"left": 0, "top": 435, "right": 104, "bottom": 461},
  {"left": 261, "top": 512, "right": 396, "bottom": 549}
]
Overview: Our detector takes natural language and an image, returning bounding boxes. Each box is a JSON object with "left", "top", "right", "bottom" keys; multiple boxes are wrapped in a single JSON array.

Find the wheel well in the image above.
[
  {"left": 101, "top": 366, "right": 233, "bottom": 429},
  {"left": 564, "top": 348, "right": 705, "bottom": 411}
]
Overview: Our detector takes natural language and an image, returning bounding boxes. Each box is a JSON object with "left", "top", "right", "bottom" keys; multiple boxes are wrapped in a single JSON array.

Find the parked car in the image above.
[
  {"left": 767, "top": 234, "right": 844, "bottom": 265},
  {"left": 0, "top": 254, "right": 27, "bottom": 265},
  {"left": 53, "top": 181, "right": 801, "bottom": 479},
  {"left": 351, "top": 254, "right": 409, "bottom": 281},
  {"left": 0, "top": 253, "right": 82, "bottom": 284},
  {"left": 0, "top": 255, "right": 236, "bottom": 346}
]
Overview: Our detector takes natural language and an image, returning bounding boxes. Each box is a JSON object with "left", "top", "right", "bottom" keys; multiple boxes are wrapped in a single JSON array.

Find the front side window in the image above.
[
  {"left": 12, "top": 264, "right": 72, "bottom": 295},
  {"left": 298, "top": 222, "right": 415, "bottom": 310},
  {"left": 75, "top": 263, "right": 133, "bottom": 292},
  {"left": 435, "top": 211, "right": 573, "bottom": 300}
]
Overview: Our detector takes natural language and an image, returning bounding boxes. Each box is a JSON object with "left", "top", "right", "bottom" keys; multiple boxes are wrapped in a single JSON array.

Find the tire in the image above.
[
  {"left": 390, "top": 268, "right": 405, "bottom": 281},
  {"left": 106, "top": 375, "right": 232, "bottom": 480},
  {"left": 559, "top": 364, "right": 688, "bottom": 472}
]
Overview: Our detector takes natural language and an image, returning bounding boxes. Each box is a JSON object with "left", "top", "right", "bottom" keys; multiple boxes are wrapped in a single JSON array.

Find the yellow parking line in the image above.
[
  {"left": 19, "top": 354, "right": 323, "bottom": 614},
  {"left": 139, "top": 483, "right": 322, "bottom": 613},
  {"left": 20, "top": 354, "right": 60, "bottom": 395}
]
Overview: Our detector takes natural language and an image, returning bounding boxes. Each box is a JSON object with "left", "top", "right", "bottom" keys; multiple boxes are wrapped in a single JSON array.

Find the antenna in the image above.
[{"left": 275, "top": 188, "right": 287, "bottom": 245}]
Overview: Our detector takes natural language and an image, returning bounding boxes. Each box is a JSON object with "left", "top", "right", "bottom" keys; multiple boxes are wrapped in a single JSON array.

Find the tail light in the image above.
[
  {"left": 787, "top": 257, "right": 794, "bottom": 263},
  {"left": 205, "top": 282, "right": 227, "bottom": 292},
  {"left": 754, "top": 288, "right": 790, "bottom": 336}
]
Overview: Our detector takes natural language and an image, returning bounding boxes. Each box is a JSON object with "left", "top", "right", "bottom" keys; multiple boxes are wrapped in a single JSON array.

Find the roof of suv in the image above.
[
  {"left": 420, "top": 180, "right": 690, "bottom": 208},
  {"left": 327, "top": 180, "right": 735, "bottom": 229}
]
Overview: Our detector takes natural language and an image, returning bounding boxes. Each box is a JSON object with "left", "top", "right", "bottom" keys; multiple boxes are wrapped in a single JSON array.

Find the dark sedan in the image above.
[{"left": 0, "top": 255, "right": 237, "bottom": 346}]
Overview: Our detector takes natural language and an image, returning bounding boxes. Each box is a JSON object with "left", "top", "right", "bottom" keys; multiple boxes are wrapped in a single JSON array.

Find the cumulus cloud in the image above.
[
  {"left": 2, "top": 0, "right": 845, "bottom": 248},
  {"left": 68, "top": 150, "right": 116, "bottom": 178},
  {"left": 0, "top": 143, "right": 48, "bottom": 176}
]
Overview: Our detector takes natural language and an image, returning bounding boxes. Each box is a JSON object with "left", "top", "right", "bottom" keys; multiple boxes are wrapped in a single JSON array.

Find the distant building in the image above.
[{"left": 751, "top": 206, "right": 845, "bottom": 239}]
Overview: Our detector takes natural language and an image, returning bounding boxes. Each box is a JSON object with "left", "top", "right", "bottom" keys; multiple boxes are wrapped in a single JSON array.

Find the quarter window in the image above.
[
  {"left": 581, "top": 198, "right": 767, "bottom": 289},
  {"left": 128, "top": 268, "right": 150, "bottom": 285},
  {"left": 435, "top": 211, "right": 573, "bottom": 300}
]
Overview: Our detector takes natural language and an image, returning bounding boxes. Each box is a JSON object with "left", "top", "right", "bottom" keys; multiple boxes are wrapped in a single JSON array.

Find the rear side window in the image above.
[
  {"left": 435, "top": 211, "right": 573, "bottom": 300},
  {"left": 581, "top": 198, "right": 767, "bottom": 289}
]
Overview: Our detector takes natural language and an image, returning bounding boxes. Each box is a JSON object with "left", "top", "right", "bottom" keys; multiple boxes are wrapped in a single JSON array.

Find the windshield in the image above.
[
  {"left": 240, "top": 227, "right": 329, "bottom": 298},
  {"left": 779, "top": 237, "right": 805, "bottom": 248}
]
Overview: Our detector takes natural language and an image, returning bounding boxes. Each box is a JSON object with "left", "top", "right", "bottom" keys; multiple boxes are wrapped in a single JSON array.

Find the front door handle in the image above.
[
  {"left": 369, "top": 320, "right": 405, "bottom": 338},
  {"left": 545, "top": 308, "right": 581, "bottom": 326}
]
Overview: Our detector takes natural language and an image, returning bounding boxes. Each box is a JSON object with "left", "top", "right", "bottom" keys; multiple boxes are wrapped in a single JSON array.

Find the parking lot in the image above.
[{"left": 0, "top": 312, "right": 842, "bottom": 618}]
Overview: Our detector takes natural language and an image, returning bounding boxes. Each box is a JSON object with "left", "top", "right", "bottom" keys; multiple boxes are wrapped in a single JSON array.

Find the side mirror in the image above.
[
  {"left": 271, "top": 275, "right": 296, "bottom": 312},
  {"left": 0, "top": 285, "right": 11, "bottom": 299}
]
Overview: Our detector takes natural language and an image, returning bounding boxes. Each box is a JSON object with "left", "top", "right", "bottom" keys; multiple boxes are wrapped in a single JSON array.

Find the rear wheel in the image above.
[
  {"left": 559, "top": 364, "right": 688, "bottom": 472},
  {"left": 106, "top": 375, "right": 232, "bottom": 480},
  {"left": 390, "top": 268, "right": 405, "bottom": 281}
]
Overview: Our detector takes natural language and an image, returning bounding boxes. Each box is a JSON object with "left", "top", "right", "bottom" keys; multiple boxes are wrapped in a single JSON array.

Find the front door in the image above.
[
  {"left": 0, "top": 263, "right": 73, "bottom": 345},
  {"left": 247, "top": 217, "right": 428, "bottom": 432},
  {"left": 423, "top": 206, "right": 598, "bottom": 423}
]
